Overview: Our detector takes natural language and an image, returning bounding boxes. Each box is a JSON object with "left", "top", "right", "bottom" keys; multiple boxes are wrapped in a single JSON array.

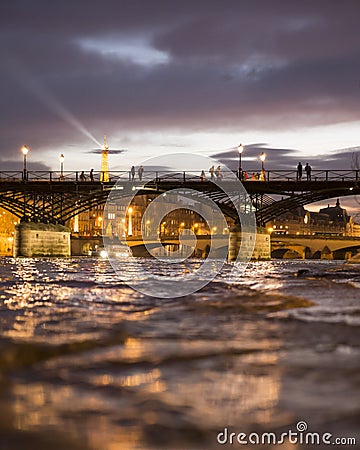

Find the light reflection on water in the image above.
[{"left": 0, "top": 257, "right": 359, "bottom": 449}]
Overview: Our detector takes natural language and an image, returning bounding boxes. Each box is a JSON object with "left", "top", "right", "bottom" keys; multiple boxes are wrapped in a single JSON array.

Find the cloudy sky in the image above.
[{"left": 1, "top": 0, "right": 360, "bottom": 213}]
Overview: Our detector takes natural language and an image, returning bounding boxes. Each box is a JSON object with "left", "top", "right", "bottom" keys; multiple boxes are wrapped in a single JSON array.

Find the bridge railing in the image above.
[
  {"left": 101, "top": 170, "right": 238, "bottom": 182},
  {"left": 0, "top": 171, "right": 24, "bottom": 181},
  {"left": 0, "top": 169, "right": 359, "bottom": 183},
  {"left": 264, "top": 169, "right": 359, "bottom": 182},
  {"left": 311, "top": 170, "right": 358, "bottom": 182},
  {"left": 26, "top": 171, "right": 79, "bottom": 182},
  {"left": 264, "top": 170, "right": 296, "bottom": 181}
]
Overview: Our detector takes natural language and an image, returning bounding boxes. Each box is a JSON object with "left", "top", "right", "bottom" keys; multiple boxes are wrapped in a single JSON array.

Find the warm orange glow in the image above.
[
  {"left": 238, "top": 143, "right": 244, "bottom": 154},
  {"left": 260, "top": 152, "right": 266, "bottom": 162},
  {"left": 128, "top": 207, "right": 133, "bottom": 214},
  {"left": 21, "top": 145, "right": 29, "bottom": 156},
  {"left": 59, "top": 154, "right": 65, "bottom": 163}
]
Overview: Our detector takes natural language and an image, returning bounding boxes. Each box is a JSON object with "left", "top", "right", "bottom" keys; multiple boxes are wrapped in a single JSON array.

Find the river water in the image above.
[{"left": 0, "top": 257, "right": 359, "bottom": 449}]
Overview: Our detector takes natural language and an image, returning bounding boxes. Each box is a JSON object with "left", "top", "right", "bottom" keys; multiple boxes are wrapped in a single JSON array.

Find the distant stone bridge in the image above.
[
  {"left": 271, "top": 234, "right": 360, "bottom": 259},
  {"left": 125, "top": 234, "right": 228, "bottom": 257}
]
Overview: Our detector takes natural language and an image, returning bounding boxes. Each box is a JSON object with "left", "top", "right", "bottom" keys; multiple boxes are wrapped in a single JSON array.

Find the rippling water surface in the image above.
[{"left": 0, "top": 257, "right": 359, "bottom": 449}]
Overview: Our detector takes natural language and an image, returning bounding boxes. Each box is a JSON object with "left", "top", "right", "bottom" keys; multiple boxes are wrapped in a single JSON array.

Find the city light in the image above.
[
  {"left": 238, "top": 143, "right": 244, "bottom": 179},
  {"left": 260, "top": 152, "right": 266, "bottom": 172},
  {"left": 21, "top": 145, "right": 29, "bottom": 181},
  {"left": 127, "top": 207, "right": 133, "bottom": 236},
  {"left": 100, "top": 249, "right": 108, "bottom": 258}
]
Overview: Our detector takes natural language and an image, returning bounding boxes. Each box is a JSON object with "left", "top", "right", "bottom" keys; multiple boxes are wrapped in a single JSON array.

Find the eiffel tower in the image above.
[{"left": 100, "top": 134, "right": 109, "bottom": 182}]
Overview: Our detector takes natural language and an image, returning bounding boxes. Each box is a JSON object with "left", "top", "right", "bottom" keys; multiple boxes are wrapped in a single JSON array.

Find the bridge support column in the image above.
[
  {"left": 229, "top": 225, "right": 270, "bottom": 261},
  {"left": 321, "top": 246, "right": 333, "bottom": 260},
  {"left": 14, "top": 222, "right": 71, "bottom": 257}
]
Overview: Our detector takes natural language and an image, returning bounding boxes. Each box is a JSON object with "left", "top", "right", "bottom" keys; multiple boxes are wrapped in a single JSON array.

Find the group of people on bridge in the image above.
[
  {"left": 297, "top": 162, "right": 312, "bottom": 181},
  {"left": 130, "top": 165, "right": 144, "bottom": 181},
  {"left": 79, "top": 169, "right": 94, "bottom": 181},
  {"left": 75, "top": 162, "right": 313, "bottom": 183},
  {"left": 78, "top": 166, "right": 145, "bottom": 182}
]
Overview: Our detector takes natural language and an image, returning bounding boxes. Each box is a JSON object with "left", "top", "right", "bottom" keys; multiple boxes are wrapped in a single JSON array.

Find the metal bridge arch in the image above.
[{"left": 0, "top": 169, "right": 359, "bottom": 225}]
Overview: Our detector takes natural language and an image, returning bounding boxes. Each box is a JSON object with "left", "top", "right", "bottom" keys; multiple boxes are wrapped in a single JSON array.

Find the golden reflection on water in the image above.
[
  {"left": 92, "top": 368, "right": 166, "bottom": 392},
  {"left": 0, "top": 258, "right": 294, "bottom": 449},
  {"left": 3, "top": 331, "right": 283, "bottom": 450}
]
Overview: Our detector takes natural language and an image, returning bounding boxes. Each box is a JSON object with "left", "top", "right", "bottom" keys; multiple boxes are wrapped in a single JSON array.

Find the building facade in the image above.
[{"left": 267, "top": 199, "right": 359, "bottom": 237}]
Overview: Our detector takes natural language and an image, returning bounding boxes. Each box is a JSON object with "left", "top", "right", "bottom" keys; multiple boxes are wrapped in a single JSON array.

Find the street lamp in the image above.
[
  {"left": 259, "top": 152, "right": 266, "bottom": 181},
  {"left": 237, "top": 143, "right": 244, "bottom": 179},
  {"left": 21, "top": 145, "right": 29, "bottom": 181},
  {"left": 128, "top": 206, "right": 133, "bottom": 236},
  {"left": 59, "top": 154, "right": 65, "bottom": 180},
  {"left": 260, "top": 152, "right": 266, "bottom": 171}
]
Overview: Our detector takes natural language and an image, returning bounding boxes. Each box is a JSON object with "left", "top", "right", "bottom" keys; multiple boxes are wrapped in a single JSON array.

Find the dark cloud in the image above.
[
  {"left": 0, "top": 159, "right": 51, "bottom": 171},
  {"left": 1, "top": 1, "right": 360, "bottom": 163},
  {"left": 212, "top": 145, "right": 360, "bottom": 171}
]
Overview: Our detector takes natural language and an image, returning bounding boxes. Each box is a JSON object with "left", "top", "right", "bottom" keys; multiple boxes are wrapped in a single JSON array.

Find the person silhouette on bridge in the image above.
[
  {"left": 215, "top": 165, "right": 222, "bottom": 180},
  {"left": 130, "top": 166, "right": 135, "bottom": 181},
  {"left": 89, "top": 169, "right": 94, "bottom": 181},
  {"left": 80, "top": 171, "right": 86, "bottom": 181},
  {"left": 305, "top": 163, "right": 312, "bottom": 181},
  {"left": 209, "top": 165, "right": 215, "bottom": 179},
  {"left": 138, "top": 165, "right": 144, "bottom": 181},
  {"left": 201, "top": 170, "right": 206, "bottom": 181},
  {"left": 297, "top": 162, "right": 303, "bottom": 181}
]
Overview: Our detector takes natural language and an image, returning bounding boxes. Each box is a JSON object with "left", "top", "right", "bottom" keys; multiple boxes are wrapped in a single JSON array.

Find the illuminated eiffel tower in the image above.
[{"left": 100, "top": 134, "right": 109, "bottom": 182}]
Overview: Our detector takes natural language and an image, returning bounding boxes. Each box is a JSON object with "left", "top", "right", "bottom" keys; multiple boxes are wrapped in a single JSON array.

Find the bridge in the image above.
[
  {"left": 271, "top": 234, "right": 360, "bottom": 259},
  {"left": 125, "top": 234, "right": 229, "bottom": 258},
  {"left": 0, "top": 169, "right": 359, "bottom": 226}
]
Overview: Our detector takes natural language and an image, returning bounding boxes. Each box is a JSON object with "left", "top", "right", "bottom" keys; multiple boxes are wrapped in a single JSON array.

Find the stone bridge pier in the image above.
[
  {"left": 14, "top": 222, "right": 71, "bottom": 257},
  {"left": 228, "top": 226, "right": 271, "bottom": 261}
]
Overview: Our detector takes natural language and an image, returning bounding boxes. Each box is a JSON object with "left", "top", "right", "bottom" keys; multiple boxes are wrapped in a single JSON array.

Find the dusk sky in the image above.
[{"left": 1, "top": 0, "right": 360, "bottom": 215}]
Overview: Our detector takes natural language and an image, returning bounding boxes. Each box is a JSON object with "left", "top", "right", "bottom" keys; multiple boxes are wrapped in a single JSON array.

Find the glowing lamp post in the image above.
[
  {"left": 260, "top": 152, "right": 266, "bottom": 171},
  {"left": 128, "top": 207, "right": 133, "bottom": 236},
  {"left": 259, "top": 152, "right": 266, "bottom": 181},
  {"left": 21, "top": 145, "right": 29, "bottom": 181},
  {"left": 237, "top": 143, "right": 244, "bottom": 179},
  {"left": 59, "top": 154, "right": 65, "bottom": 180}
]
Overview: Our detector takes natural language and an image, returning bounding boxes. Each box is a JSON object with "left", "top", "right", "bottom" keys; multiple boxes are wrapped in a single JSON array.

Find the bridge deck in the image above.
[
  {"left": 0, "top": 170, "right": 358, "bottom": 224},
  {"left": 0, "top": 168, "right": 359, "bottom": 183},
  {"left": 0, "top": 172, "right": 359, "bottom": 196}
]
